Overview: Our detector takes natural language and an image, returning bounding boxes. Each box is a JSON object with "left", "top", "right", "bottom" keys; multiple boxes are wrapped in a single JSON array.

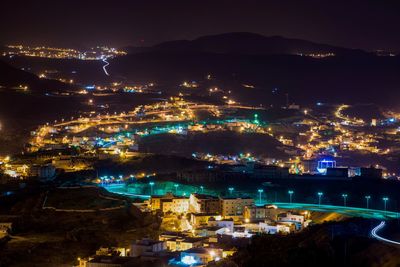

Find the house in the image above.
[
  {"left": 164, "top": 236, "right": 205, "bottom": 252},
  {"left": 259, "top": 222, "right": 290, "bottom": 234},
  {"left": 0, "top": 222, "right": 12, "bottom": 235},
  {"left": 190, "top": 213, "right": 220, "bottom": 227},
  {"left": 130, "top": 238, "right": 167, "bottom": 257},
  {"left": 243, "top": 205, "right": 280, "bottom": 223}
]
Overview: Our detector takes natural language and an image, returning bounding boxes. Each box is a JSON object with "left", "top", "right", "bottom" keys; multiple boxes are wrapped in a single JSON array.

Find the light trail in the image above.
[
  {"left": 101, "top": 56, "right": 110, "bottom": 76},
  {"left": 267, "top": 202, "right": 399, "bottom": 220},
  {"left": 371, "top": 221, "right": 400, "bottom": 245}
]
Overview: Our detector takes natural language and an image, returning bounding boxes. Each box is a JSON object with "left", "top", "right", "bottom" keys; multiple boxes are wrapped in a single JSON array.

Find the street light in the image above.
[
  {"left": 288, "top": 190, "right": 294, "bottom": 204},
  {"left": 342, "top": 194, "right": 348, "bottom": 207},
  {"left": 228, "top": 187, "right": 234, "bottom": 196},
  {"left": 149, "top": 181, "right": 155, "bottom": 195},
  {"left": 383, "top": 197, "right": 389, "bottom": 213},
  {"left": 365, "top": 195, "right": 371, "bottom": 209},
  {"left": 317, "top": 192, "right": 323, "bottom": 206},
  {"left": 174, "top": 184, "right": 179, "bottom": 195},
  {"left": 258, "top": 189, "right": 264, "bottom": 204}
]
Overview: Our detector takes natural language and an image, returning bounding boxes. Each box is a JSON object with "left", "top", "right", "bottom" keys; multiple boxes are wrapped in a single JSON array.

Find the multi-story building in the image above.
[
  {"left": 243, "top": 205, "right": 280, "bottom": 223},
  {"left": 189, "top": 194, "right": 220, "bottom": 214},
  {"left": 150, "top": 193, "right": 189, "bottom": 214},
  {"left": 219, "top": 197, "right": 254, "bottom": 217}
]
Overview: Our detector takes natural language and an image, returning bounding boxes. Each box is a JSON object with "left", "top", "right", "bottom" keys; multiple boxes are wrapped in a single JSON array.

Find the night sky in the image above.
[{"left": 1, "top": 0, "right": 400, "bottom": 51}]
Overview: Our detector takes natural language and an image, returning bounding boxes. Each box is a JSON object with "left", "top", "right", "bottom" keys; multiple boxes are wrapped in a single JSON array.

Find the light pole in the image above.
[
  {"left": 174, "top": 184, "right": 179, "bottom": 195},
  {"left": 149, "top": 181, "right": 154, "bottom": 195},
  {"left": 258, "top": 189, "right": 263, "bottom": 204},
  {"left": 383, "top": 197, "right": 389, "bottom": 214},
  {"left": 317, "top": 192, "right": 323, "bottom": 206},
  {"left": 288, "top": 190, "right": 294, "bottom": 204},
  {"left": 228, "top": 187, "right": 234, "bottom": 196},
  {"left": 365, "top": 195, "right": 371, "bottom": 209},
  {"left": 342, "top": 194, "right": 348, "bottom": 207}
]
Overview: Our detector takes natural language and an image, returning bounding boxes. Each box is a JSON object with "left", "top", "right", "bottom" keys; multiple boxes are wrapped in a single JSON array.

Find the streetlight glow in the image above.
[
  {"left": 149, "top": 181, "right": 155, "bottom": 195},
  {"left": 228, "top": 187, "right": 234, "bottom": 196},
  {"left": 288, "top": 190, "right": 294, "bottom": 204},
  {"left": 342, "top": 193, "right": 348, "bottom": 207},
  {"left": 317, "top": 192, "right": 323, "bottom": 206},
  {"left": 365, "top": 195, "right": 371, "bottom": 209},
  {"left": 258, "top": 189, "right": 264, "bottom": 204}
]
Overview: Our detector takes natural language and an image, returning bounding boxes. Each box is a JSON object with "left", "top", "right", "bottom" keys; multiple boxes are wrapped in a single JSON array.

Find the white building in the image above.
[
  {"left": 259, "top": 222, "right": 290, "bottom": 234},
  {"left": 150, "top": 193, "right": 189, "bottom": 214}
]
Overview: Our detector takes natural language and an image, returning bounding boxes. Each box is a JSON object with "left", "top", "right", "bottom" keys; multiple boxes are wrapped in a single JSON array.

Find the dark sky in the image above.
[{"left": 1, "top": 0, "right": 400, "bottom": 51}]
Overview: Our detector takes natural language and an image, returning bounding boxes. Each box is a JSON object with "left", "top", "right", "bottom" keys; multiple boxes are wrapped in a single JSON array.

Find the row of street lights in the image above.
[
  {"left": 147, "top": 182, "right": 390, "bottom": 212},
  {"left": 256, "top": 189, "right": 389, "bottom": 211}
]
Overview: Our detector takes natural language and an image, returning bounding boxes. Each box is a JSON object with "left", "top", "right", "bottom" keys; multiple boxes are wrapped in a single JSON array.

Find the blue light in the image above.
[
  {"left": 181, "top": 256, "right": 197, "bottom": 265},
  {"left": 85, "top": 85, "right": 95, "bottom": 90},
  {"left": 317, "top": 159, "right": 336, "bottom": 174}
]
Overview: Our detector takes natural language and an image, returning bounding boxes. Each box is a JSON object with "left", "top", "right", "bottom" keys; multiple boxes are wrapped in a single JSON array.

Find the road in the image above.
[
  {"left": 371, "top": 221, "right": 400, "bottom": 245},
  {"left": 268, "top": 202, "right": 399, "bottom": 220},
  {"left": 102, "top": 57, "right": 110, "bottom": 76}
]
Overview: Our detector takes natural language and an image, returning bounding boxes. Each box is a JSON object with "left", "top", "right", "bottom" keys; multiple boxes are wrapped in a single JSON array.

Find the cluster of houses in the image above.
[{"left": 78, "top": 192, "right": 311, "bottom": 267}]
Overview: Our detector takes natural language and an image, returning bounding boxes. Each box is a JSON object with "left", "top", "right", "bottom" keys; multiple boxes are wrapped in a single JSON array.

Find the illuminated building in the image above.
[
  {"left": 180, "top": 247, "right": 223, "bottom": 265},
  {"left": 150, "top": 193, "right": 189, "bottom": 214},
  {"left": 317, "top": 159, "right": 336, "bottom": 174},
  {"left": 189, "top": 194, "right": 220, "bottom": 214},
  {"left": 243, "top": 205, "right": 279, "bottom": 223},
  {"left": 219, "top": 197, "right": 254, "bottom": 217}
]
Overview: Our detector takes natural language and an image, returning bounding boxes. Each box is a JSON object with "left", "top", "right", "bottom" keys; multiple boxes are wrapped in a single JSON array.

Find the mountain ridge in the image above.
[{"left": 124, "top": 32, "right": 368, "bottom": 56}]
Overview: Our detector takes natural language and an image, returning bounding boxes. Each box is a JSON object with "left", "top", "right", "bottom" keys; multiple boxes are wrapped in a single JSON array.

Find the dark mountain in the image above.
[
  {"left": 0, "top": 60, "right": 75, "bottom": 92},
  {"left": 110, "top": 49, "right": 400, "bottom": 106},
  {"left": 125, "top": 32, "right": 367, "bottom": 56}
]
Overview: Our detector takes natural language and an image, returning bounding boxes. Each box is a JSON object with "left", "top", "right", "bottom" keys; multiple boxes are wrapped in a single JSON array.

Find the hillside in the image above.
[
  {"left": 125, "top": 32, "right": 367, "bottom": 56},
  {"left": 0, "top": 60, "right": 75, "bottom": 92}
]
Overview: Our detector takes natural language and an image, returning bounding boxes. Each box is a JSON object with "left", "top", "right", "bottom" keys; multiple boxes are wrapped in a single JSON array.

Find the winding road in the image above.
[
  {"left": 101, "top": 56, "right": 110, "bottom": 76},
  {"left": 371, "top": 221, "right": 400, "bottom": 245}
]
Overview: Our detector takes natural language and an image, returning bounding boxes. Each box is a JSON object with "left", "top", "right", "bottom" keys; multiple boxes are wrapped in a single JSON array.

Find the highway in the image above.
[
  {"left": 101, "top": 57, "right": 110, "bottom": 76},
  {"left": 266, "top": 202, "right": 399, "bottom": 220},
  {"left": 371, "top": 221, "right": 400, "bottom": 245}
]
